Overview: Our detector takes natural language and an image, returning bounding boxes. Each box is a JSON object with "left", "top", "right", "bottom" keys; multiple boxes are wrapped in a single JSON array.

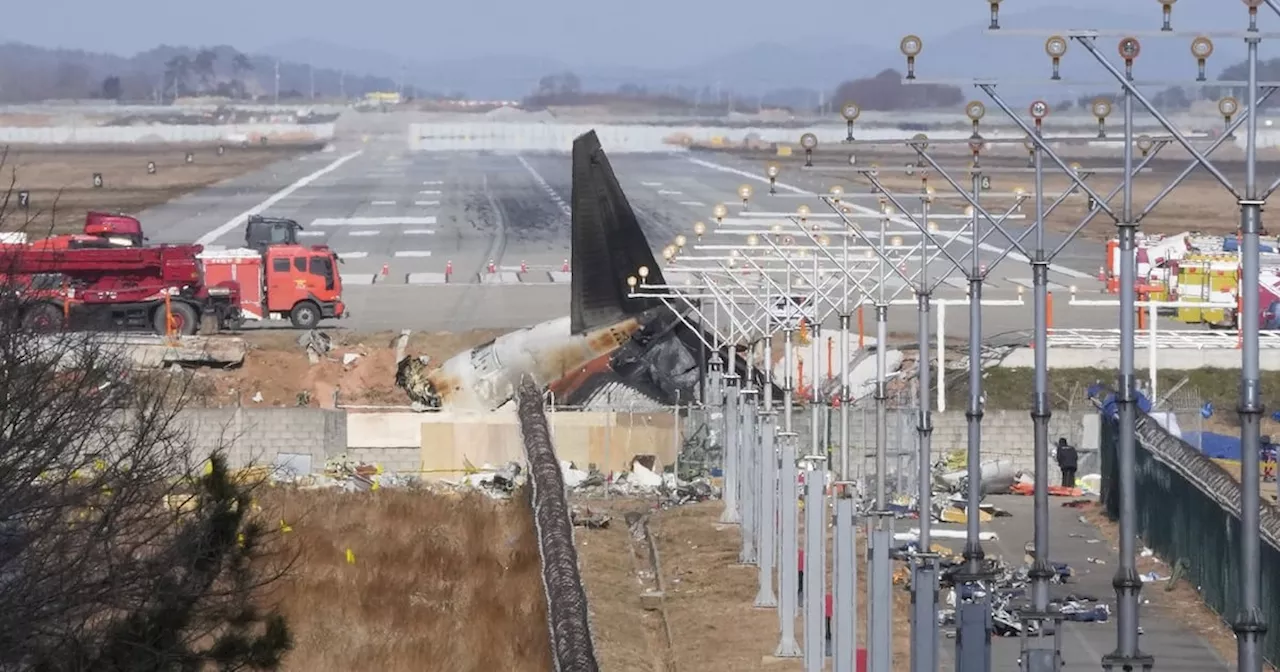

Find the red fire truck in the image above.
[{"left": 199, "top": 244, "right": 345, "bottom": 328}]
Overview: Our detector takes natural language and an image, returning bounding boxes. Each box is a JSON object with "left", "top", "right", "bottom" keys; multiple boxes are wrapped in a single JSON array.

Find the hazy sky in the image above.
[{"left": 0, "top": 0, "right": 1261, "bottom": 67}]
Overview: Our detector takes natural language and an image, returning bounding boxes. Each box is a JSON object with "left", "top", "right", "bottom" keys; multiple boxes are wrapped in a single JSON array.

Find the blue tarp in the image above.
[
  {"left": 1181, "top": 431, "right": 1242, "bottom": 460},
  {"left": 1220, "top": 237, "right": 1278, "bottom": 254},
  {"left": 1092, "top": 388, "right": 1153, "bottom": 418}
]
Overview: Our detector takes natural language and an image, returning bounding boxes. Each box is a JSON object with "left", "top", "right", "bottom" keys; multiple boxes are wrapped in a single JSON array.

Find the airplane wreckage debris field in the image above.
[{"left": 73, "top": 130, "right": 1255, "bottom": 670}]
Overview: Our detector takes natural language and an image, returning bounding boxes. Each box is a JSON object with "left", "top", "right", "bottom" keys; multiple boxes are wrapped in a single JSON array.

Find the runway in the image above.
[{"left": 141, "top": 138, "right": 1162, "bottom": 335}]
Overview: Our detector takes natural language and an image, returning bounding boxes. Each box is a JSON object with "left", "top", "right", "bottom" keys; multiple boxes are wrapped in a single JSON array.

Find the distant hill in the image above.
[
  {"left": 0, "top": 42, "right": 397, "bottom": 104},
  {"left": 262, "top": 4, "right": 1251, "bottom": 106}
]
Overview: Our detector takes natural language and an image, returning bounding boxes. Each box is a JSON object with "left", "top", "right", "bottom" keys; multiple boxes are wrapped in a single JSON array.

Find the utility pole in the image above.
[{"left": 274, "top": 60, "right": 280, "bottom": 105}]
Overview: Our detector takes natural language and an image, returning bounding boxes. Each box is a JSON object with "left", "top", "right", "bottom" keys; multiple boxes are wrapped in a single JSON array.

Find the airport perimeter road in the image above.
[
  {"left": 931, "top": 495, "right": 1229, "bottom": 672},
  {"left": 139, "top": 141, "right": 1191, "bottom": 333}
]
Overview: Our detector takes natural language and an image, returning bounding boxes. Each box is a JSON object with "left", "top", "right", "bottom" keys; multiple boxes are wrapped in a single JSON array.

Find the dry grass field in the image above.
[
  {"left": 264, "top": 488, "right": 553, "bottom": 672},
  {"left": 0, "top": 142, "right": 315, "bottom": 235}
]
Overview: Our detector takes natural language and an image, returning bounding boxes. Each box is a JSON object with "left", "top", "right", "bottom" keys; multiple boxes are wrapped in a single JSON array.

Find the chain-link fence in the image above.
[{"left": 1100, "top": 408, "right": 1280, "bottom": 667}]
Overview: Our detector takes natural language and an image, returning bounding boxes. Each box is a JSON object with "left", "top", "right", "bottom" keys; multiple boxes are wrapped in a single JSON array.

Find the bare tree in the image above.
[{"left": 0, "top": 165, "right": 294, "bottom": 669}]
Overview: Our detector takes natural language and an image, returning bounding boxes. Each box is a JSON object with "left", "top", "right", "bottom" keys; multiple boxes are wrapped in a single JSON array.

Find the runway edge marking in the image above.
[
  {"left": 196, "top": 150, "right": 364, "bottom": 246},
  {"left": 685, "top": 155, "right": 1093, "bottom": 280}
]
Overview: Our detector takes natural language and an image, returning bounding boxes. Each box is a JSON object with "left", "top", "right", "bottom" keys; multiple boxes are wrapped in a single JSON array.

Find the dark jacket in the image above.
[{"left": 1057, "top": 442, "right": 1078, "bottom": 470}]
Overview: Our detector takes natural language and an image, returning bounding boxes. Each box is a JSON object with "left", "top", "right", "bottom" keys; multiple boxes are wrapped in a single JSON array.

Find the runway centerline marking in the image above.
[
  {"left": 298, "top": 231, "right": 326, "bottom": 238},
  {"left": 418, "top": 189, "right": 442, "bottom": 195},
  {"left": 405, "top": 229, "right": 436, "bottom": 235},
  {"left": 641, "top": 181, "right": 663, "bottom": 187},
  {"left": 197, "top": 150, "right": 363, "bottom": 245},
  {"left": 423, "top": 180, "right": 444, "bottom": 185},
  {"left": 686, "top": 156, "right": 1093, "bottom": 280},
  {"left": 348, "top": 230, "right": 380, "bottom": 237},
  {"left": 395, "top": 250, "right": 433, "bottom": 258},
  {"left": 336, "top": 251, "right": 369, "bottom": 259},
  {"left": 414, "top": 200, "right": 440, "bottom": 206},
  {"left": 679, "top": 200, "right": 706, "bottom": 207},
  {"left": 371, "top": 200, "right": 397, "bottom": 206},
  {"left": 658, "top": 189, "right": 683, "bottom": 196},
  {"left": 310, "top": 216, "right": 438, "bottom": 226}
]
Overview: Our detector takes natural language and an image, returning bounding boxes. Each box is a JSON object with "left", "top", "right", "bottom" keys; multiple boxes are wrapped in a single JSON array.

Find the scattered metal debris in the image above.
[{"left": 298, "top": 330, "right": 333, "bottom": 364}]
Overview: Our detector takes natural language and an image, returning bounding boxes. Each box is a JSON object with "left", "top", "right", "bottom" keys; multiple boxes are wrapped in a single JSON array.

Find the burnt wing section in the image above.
[
  {"left": 556, "top": 307, "right": 784, "bottom": 408},
  {"left": 570, "top": 130, "right": 665, "bottom": 335}
]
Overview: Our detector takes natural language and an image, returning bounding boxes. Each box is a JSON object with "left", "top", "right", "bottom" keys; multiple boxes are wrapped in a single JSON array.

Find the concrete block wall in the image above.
[
  {"left": 833, "top": 409, "right": 1091, "bottom": 481},
  {"left": 346, "top": 447, "right": 422, "bottom": 473},
  {"left": 175, "top": 408, "right": 347, "bottom": 469},
  {"left": 167, "top": 407, "right": 1096, "bottom": 482}
]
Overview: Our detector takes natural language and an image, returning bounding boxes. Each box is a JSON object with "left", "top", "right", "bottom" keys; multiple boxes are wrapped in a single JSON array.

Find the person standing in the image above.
[{"left": 1056, "top": 437, "right": 1078, "bottom": 488}]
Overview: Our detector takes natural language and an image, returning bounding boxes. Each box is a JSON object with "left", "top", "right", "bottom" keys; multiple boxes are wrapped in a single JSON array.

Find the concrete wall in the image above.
[
  {"left": 0, "top": 123, "right": 335, "bottom": 145},
  {"left": 832, "top": 408, "right": 1094, "bottom": 483},
  {"left": 178, "top": 406, "right": 1092, "bottom": 481},
  {"left": 407, "top": 122, "right": 1024, "bottom": 153},
  {"left": 405, "top": 120, "right": 1271, "bottom": 154},
  {"left": 176, "top": 407, "right": 347, "bottom": 473}
]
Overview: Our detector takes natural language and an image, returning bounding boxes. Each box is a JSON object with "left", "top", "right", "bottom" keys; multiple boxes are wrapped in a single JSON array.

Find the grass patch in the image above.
[
  {"left": 265, "top": 488, "right": 552, "bottom": 672},
  {"left": 961, "top": 367, "right": 1280, "bottom": 425}
]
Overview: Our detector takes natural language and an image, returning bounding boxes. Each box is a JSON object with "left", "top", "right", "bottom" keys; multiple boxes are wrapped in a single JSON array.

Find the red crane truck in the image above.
[
  {"left": 6, "top": 212, "right": 346, "bottom": 330},
  {"left": 0, "top": 244, "right": 242, "bottom": 335}
]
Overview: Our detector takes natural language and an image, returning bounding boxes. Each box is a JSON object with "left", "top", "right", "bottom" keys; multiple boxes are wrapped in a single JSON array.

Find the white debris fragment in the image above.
[
  {"left": 895, "top": 528, "right": 999, "bottom": 543},
  {"left": 630, "top": 462, "right": 663, "bottom": 488},
  {"left": 561, "top": 460, "right": 589, "bottom": 488},
  {"left": 251, "top": 391, "right": 263, "bottom": 403},
  {"left": 342, "top": 353, "right": 361, "bottom": 366}
]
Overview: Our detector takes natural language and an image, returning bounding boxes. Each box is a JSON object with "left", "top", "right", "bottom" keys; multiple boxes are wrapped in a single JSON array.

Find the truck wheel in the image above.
[
  {"left": 21, "top": 303, "right": 63, "bottom": 333},
  {"left": 154, "top": 302, "right": 198, "bottom": 336},
  {"left": 290, "top": 301, "right": 321, "bottom": 329}
]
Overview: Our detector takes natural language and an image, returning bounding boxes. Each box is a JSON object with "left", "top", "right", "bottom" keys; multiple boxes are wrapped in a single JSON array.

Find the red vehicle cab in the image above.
[{"left": 200, "top": 244, "right": 344, "bottom": 328}]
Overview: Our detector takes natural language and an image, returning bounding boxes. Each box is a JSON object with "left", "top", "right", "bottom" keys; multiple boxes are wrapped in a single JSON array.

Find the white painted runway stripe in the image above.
[
  {"left": 516, "top": 155, "right": 572, "bottom": 217},
  {"left": 641, "top": 181, "right": 663, "bottom": 187},
  {"left": 1005, "top": 277, "right": 1070, "bottom": 290},
  {"left": 686, "top": 156, "right": 1094, "bottom": 280},
  {"left": 405, "top": 229, "right": 436, "bottom": 235},
  {"left": 414, "top": 200, "right": 440, "bottom": 206},
  {"left": 423, "top": 180, "right": 444, "bottom": 185},
  {"left": 336, "top": 251, "right": 369, "bottom": 259},
  {"left": 679, "top": 200, "right": 706, "bottom": 207},
  {"left": 658, "top": 189, "right": 683, "bottom": 196},
  {"left": 348, "top": 230, "right": 380, "bottom": 237},
  {"left": 418, "top": 189, "right": 442, "bottom": 195},
  {"left": 311, "top": 217, "right": 437, "bottom": 226},
  {"left": 371, "top": 200, "right": 396, "bottom": 206},
  {"left": 394, "top": 250, "right": 433, "bottom": 258},
  {"left": 197, "top": 150, "right": 363, "bottom": 245},
  {"left": 298, "top": 231, "right": 326, "bottom": 238}
]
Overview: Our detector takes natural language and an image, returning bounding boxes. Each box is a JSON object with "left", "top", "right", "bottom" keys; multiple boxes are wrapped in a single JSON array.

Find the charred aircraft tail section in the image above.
[{"left": 570, "top": 131, "right": 666, "bottom": 335}]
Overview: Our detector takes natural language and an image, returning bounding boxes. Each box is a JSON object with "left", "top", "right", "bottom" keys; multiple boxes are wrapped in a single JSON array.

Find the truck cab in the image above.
[
  {"left": 244, "top": 215, "right": 302, "bottom": 254},
  {"left": 263, "top": 245, "right": 344, "bottom": 328}
]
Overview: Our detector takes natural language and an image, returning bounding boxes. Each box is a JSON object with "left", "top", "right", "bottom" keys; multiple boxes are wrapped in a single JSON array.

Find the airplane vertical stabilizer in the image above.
[{"left": 570, "top": 131, "right": 665, "bottom": 334}]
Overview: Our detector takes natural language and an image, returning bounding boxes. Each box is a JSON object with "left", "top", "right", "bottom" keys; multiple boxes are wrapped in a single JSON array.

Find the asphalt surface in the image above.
[
  {"left": 934, "top": 494, "right": 1228, "bottom": 671},
  {"left": 140, "top": 138, "right": 1188, "bottom": 335}
]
